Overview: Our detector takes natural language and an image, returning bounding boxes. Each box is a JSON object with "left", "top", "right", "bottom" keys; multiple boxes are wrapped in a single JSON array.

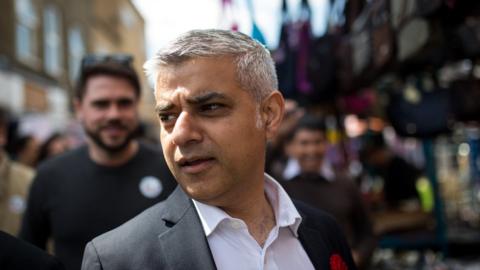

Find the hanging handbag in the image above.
[
  {"left": 351, "top": 30, "right": 371, "bottom": 76},
  {"left": 307, "top": 34, "right": 337, "bottom": 102},
  {"left": 273, "top": 0, "right": 314, "bottom": 101},
  {"left": 295, "top": 0, "right": 313, "bottom": 97},
  {"left": 273, "top": 0, "right": 297, "bottom": 99},
  {"left": 387, "top": 75, "right": 452, "bottom": 138},
  {"left": 396, "top": 18, "right": 430, "bottom": 62},
  {"left": 390, "top": 0, "right": 416, "bottom": 30},
  {"left": 371, "top": 0, "right": 394, "bottom": 71},
  {"left": 350, "top": 9, "right": 371, "bottom": 76}
]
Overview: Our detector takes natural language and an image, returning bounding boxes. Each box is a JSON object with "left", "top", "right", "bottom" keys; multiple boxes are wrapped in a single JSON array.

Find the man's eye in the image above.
[
  {"left": 92, "top": 101, "right": 109, "bottom": 109},
  {"left": 158, "top": 114, "right": 176, "bottom": 123},
  {"left": 118, "top": 99, "right": 134, "bottom": 108},
  {"left": 202, "top": 103, "right": 223, "bottom": 111}
]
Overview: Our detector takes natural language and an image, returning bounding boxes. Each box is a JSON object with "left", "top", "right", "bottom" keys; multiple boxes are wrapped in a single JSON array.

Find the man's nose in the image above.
[
  {"left": 170, "top": 112, "right": 202, "bottom": 146},
  {"left": 106, "top": 104, "right": 122, "bottom": 119},
  {"left": 305, "top": 142, "right": 321, "bottom": 155}
]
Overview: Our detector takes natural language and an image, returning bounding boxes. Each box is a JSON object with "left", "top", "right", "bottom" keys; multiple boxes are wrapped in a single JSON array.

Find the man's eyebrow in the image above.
[
  {"left": 155, "top": 91, "right": 228, "bottom": 113},
  {"left": 186, "top": 92, "right": 227, "bottom": 105},
  {"left": 155, "top": 103, "right": 174, "bottom": 113}
]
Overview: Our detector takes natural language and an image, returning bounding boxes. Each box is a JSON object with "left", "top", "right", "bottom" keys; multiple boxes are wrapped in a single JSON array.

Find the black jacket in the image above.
[
  {"left": 0, "top": 231, "right": 65, "bottom": 270},
  {"left": 82, "top": 186, "right": 356, "bottom": 270}
]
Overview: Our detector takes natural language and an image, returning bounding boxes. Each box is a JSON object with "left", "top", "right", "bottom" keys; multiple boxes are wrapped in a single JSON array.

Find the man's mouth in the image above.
[
  {"left": 102, "top": 124, "right": 127, "bottom": 130},
  {"left": 101, "top": 124, "right": 128, "bottom": 135},
  {"left": 177, "top": 157, "right": 215, "bottom": 174}
]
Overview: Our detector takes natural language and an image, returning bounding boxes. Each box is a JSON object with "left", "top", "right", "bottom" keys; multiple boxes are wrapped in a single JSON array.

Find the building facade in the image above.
[{"left": 0, "top": 0, "right": 151, "bottom": 141}]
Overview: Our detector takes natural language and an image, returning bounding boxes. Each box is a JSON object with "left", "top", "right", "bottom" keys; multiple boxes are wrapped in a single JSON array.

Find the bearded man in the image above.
[{"left": 20, "top": 54, "right": 176, "bottom": 270}]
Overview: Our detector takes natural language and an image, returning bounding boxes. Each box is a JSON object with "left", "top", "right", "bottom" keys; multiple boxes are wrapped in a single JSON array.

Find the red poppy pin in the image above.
[{"left": 329, "top": 253, "right": 348, "bottom": 270}]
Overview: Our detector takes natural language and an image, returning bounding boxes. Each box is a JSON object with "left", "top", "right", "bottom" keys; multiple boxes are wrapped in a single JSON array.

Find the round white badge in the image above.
[
  {"left": 139, "top": 176, "right": 163, "bottom": 199},
  {"left": 9, "top": 195, "right": 26, "bottom": 214}
]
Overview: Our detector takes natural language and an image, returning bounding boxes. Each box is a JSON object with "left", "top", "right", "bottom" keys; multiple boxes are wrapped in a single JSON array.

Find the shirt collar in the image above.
[
  {"left": 192, "top": 198, "right": 229, "bottom": 236},
  {"left": 283, "top": 158, "right": 335, "bottom": 181},
  {"left": 192, "top": 173, "right": 302, "bottom": 237}
]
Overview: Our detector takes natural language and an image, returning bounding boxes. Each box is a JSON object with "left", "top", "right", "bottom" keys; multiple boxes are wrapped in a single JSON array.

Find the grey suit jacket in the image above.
[{"left": 82, "top": 186, "right": 356, "bottom": 270}]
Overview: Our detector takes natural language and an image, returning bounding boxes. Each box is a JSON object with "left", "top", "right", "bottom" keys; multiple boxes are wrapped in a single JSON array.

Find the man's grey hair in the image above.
[{"left": 144, "top": 29, "right": 278, "bottom": 102}]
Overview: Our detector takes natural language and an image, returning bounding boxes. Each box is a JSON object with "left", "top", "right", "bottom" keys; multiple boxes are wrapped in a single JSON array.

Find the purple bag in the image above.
[
  {"left": 295, "top": 0, "right": 313, "bottom": 96},
  {"left": 273, "top": 0, "right": 313, "bottom": 100}
]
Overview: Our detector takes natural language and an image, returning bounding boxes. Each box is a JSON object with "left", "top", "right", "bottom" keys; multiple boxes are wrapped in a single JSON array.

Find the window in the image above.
[
  {"left": 15, "top": 0, "right": 39, "bottom": 63},
  {"left": 44, "top": 5, "right": 63, "bottom": 76},
  {"left": 68, "top": 26, "right": 85, "bottom": 83}
]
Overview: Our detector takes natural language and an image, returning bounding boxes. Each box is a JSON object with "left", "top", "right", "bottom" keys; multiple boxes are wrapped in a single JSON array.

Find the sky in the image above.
[{"left": 132, "top": 0, "right": 330, "bottom": 58}]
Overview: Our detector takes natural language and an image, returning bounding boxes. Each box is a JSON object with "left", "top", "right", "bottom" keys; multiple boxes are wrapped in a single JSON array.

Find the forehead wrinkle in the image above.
[
  {"left": 155, "top": 85, "right": 187, "bottom": 105},
  {"left": 185, "top": 91, "right": 227, "bottom": 105}
]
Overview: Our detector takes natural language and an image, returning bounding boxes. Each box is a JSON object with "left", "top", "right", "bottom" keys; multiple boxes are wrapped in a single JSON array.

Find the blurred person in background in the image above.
[
  {"left": 358, "top": 131, "right": 435, "bottom": 238},
  {"left": 0, "top": 106, "right": 35, "bottom": 236},
  {"left": 20, "top": 54, "right": 177, "bottom": 270},
  {"left": 36, "top": 132, "right": 72, "bottom": 166},
  {"left": 7, "top": 134, "right": 40, "bottom": 168},
  {"left": 360, "top": 131, "right": 422, "bottom": 210},
  {"left": 265, "top": 98, "right": 305, "bottom": 180},
  {"left": 282, "top": 115, "right": 376, "bottom": 270}
]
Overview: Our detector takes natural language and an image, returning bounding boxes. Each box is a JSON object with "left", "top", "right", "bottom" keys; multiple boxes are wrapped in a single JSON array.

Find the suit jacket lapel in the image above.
[
  {"left": 298, "top": 222, "right": 330, "bottom": 269},
  {"left": 296, "top": 208, "right": 332, "bottom": 270},
  {"left": 157, "top": 187, "right": 217, "bottom": 270}
]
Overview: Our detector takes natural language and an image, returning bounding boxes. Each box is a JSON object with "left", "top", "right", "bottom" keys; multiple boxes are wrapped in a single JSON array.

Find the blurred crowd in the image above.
[{"left": 265, "top": 99, "right": 443, "bottom": 269}]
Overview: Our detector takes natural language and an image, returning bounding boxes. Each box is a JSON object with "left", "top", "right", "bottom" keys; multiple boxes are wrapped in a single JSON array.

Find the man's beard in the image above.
[{"left": 84, "top": 120, "right": 138, "bottom": 154}]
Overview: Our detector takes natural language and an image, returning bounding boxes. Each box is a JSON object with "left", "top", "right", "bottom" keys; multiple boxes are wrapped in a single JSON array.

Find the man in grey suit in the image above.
[{"left": 82, "top": 29, "right": 357, "bottom": 270}]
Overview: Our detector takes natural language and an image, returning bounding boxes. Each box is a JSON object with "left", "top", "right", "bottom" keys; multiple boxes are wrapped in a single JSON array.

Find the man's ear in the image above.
[
  {"left": 73, "top": 98, "right": 83, "bottom": 121},
  {"left": 261, "top": 91, "right": 285, "bottom": 140}
]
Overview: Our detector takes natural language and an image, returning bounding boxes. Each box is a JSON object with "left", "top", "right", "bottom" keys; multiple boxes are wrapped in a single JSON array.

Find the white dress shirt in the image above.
[
  {"left": 192, "top": 174, "right": 315, "bottom": 270},
  {"left": 282, "top": 158, "right": 335, "bottom": 181}
]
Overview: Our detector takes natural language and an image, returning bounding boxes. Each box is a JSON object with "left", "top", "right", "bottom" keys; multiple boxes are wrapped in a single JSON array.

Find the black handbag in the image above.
[
  {"left": 273, "top": 0, "right": 297, "bottom": 100},
  {"left": 387, "top": 75, "right": 453, "bottom": 138},
  {"left": 307, "top": 34, "right": 337, "bottom": 102},
  {"left": 273, "top": 0, "right": 313, "bottom": 101},
  {"left": 371, "top": 0, "right": 394, "bottom": 71}
]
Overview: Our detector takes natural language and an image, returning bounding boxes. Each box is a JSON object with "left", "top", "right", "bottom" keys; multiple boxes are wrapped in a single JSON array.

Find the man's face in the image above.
[
  {"left": 289, "top": 129, "right": 327, "bottom": 174},
  {"left": 75, "top": 75, "right": 139, "bottom": 153},
  {"left": 154, "top": 57, "right": 274, "bottom": 206}
]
